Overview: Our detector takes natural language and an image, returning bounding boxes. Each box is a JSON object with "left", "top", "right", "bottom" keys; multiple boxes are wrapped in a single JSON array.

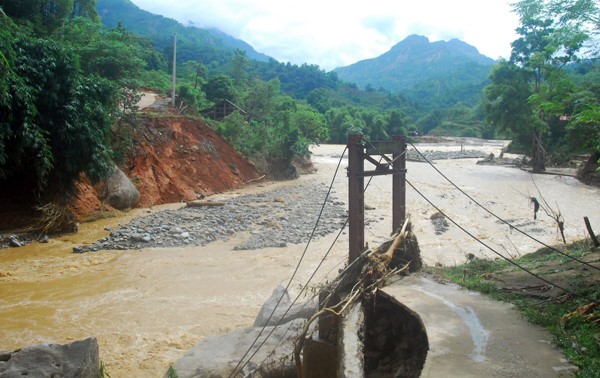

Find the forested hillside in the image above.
[
  {"left": 96, "top": 0, "right": 270, "bottom": 66},
  {"left": 0, "top": 0, "right": 598, "bottom": 221},
  {"left": 0, "top": 0, "right": 416, "bottom": 219}
]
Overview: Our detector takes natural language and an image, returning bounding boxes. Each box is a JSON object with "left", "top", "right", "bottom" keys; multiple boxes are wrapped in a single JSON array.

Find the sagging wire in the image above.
[
  {"left": 406, "top": 141, "right": 600, "bottom": 272},
  {"left": 228, "top": 146, "right": 348, "bottom": 377},
  {"left": 365, "top": 140, "right": 599, "bottom": 304}
]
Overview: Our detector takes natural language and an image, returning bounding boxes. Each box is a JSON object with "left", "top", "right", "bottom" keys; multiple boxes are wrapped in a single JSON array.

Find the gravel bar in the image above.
[
  {"left": 75, "top": 182, "right": 348, "bottom": 252},
  {"left": 406, "top": 149, "right": 489, "bottom": 162}
]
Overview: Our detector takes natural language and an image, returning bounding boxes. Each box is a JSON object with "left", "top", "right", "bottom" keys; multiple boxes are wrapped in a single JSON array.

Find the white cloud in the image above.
[{"left": 131, "top": 0, "right": 520, "bottom": 70}]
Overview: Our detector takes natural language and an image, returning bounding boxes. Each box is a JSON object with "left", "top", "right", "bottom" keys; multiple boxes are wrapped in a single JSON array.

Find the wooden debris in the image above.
[
  {"left": 293, "top": 220, "right": 422, "bottom": 376},
  {"left": 584, "top": 216, "right": 599, "bottom": 247},
  {"left": 561, "top": 302, "right": 600, "bottom": 324}
]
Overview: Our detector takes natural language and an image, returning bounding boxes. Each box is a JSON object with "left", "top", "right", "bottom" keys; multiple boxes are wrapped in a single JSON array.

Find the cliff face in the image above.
[
  {"left": 70, "top": 115, "right": 259, "bottom": 218},
  {"left": 125, "top": 116, "right": 259, "bottom": 207}
]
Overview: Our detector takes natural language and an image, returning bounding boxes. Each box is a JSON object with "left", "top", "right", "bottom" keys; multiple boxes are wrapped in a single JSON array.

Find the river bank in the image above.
[
  {"left": 0, "top": 174, "right": 353, "bottom": 377},
  {"left": 74, "top": 182, "right": 347, "bottom": 253},
  {"left": 1, "top": 140, "right": 599, "bottom": 376},
  {"left": 0, "top": 145, "right": 496, "bottom": 251}
]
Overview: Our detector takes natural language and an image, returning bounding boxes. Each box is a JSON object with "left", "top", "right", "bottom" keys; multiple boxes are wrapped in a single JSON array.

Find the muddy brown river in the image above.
[{"left": 1, "top": 140, "right": 599, "bottom": 376}]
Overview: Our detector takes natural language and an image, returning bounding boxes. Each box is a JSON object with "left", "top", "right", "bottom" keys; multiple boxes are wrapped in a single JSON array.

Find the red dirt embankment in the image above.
[
  {"left": 126, "top": 116, "right": 259, "bottom": 207},
  {"left": 70, "top": 116, "right": 259, "bottom": 218}
]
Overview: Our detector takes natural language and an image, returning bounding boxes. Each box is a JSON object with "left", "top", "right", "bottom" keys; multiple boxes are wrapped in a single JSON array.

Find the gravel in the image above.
[
  {"left": 75, "top": 182, "right": 348, "bottom": 252},
  {"left": 406, "top": 149, "right": 489, "bottom": 162},
  {"left": 1, "top": 150, "right": 490, "bottom": 252},
  {"left": 0, "top": 234, "right": 44, "bottom": 249}
]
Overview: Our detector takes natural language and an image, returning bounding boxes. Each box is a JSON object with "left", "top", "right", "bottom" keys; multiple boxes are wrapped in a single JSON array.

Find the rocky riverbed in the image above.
[
  {"left": 406, "top": 148, "right": 489, "bottom": 162},
  {"left": 2, "top": 141, "right": 599, "bottom": 378},
  {"left": 75, "top": 182, "right": 348, "bottom": 252},
  {"left": 0, "top": 149, "right": 492, "bottom": 251}
]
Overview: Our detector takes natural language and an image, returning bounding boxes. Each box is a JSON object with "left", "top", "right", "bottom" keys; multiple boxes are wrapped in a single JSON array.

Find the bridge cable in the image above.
[
  {"left": 405, "top": 142, "right": 600, "bottom": 272},
  {"left": 365, "top": 141, "right": 599, "bottom": 304},
  {"left": 248, "top": 151, "right": 394, "bottom": 373},
  {"left": 228, "top": 147, "right": 348, "bottom": 377}
]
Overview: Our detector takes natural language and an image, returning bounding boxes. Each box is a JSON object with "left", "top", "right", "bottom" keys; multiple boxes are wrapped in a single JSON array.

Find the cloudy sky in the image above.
[{"left": 131, "top": 0, "right": 520, "bottom": 70}]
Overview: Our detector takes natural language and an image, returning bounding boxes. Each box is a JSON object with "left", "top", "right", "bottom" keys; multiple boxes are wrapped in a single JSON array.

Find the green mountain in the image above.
[
  {"left": 95, "top": 0, "right": 271, "bottom": 66},
  {"left": 334, "top": 35, "right": 496, "bottom": 109},
  {"left": 92, "top": 1, "right": 489, "bottom": 136}
]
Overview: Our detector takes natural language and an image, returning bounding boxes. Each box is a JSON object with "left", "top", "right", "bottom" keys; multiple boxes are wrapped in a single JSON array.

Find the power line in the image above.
[{"left": 407, "top": 142, "right": 600, "bottom": 272}]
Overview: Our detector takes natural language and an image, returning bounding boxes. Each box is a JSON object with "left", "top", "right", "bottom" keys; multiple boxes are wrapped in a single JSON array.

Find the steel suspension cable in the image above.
[
  {"left": 365, "top": 140, "right": 598, "bottom": 303},
  {"left": 249, "top": 150, "right": 392, "bottom": 373},
  {"left": 406, "top": 142, "right": 600, "bottom": 272},
  {"left": 228, "top": 146, "right": 348, "bottom": 377}
]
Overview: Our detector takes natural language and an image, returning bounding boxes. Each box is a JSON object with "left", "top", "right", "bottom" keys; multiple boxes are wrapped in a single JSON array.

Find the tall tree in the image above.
[
  {"left": 547, "top": 0, "right": 599, "bottom": 38},
  {"left": 203, "top": 74, "right": 236, "bottom": 104},
  {"left": 229, "top": 49, "right": 249, "bottom": 88},
  {"left": 510, "top": 0, "right": 589, "bottom": 172},
  {"left": 0, "top": 0, "right": 98, "bottom": 34},
  {"left": 242, "top": 77, "right": 279, "bottom": 121},
  {"left": 484, "top": 60, "right": 534, "bottom": 148},
  {"left": 290, "top": 103, "right": 329, "bottom": 143},
  {"left": 0, "top": 26, "right": 115, "bottom": 197}
]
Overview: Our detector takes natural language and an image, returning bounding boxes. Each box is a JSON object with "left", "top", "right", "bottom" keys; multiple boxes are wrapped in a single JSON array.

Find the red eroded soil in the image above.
[
  {"left": 68, "top": 115, "right": 259, "bottom": 219},
  {"left": 126, "top": 115, "right": 259, "bottom": 207}
]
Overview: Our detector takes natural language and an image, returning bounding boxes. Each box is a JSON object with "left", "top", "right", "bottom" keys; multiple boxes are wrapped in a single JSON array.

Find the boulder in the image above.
[
  {"left": 101, "top": 166, "right": 140, "bottom": 210},
  {"left": 253, "top": 285, "right": 318, "bottom": 327},
  {"left": 170, "top": 286, "right": 320, "bottom": 378},
  {"left": 8, "top": 236, "right": 22, "bottom": 248},
  {"left": 169, "top": 319, "right": 305, "bottom": 378},
  {"left": 0, "top": 337, "right": 99, "bottom": 378}
]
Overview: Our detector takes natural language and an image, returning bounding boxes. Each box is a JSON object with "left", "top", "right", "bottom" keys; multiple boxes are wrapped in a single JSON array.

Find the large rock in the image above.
[
  {"left": 169, "top": 286, "right": 318, "bottom": 377},
  {"left": 0, "top": 337, "right": 99, "bottom": 378},
  {"left": 102, "top": 165, "right": 140, "bottom": 210},
  {"left": 253, "top": 285, "right": 318, "bottom": 327},
  {"left": 169, "top": 319, "right": 305, "bottom": 378}
]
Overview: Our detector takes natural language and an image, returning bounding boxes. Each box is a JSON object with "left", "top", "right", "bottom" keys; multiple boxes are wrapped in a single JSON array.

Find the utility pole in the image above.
[{"left": 172, "top": 32, "right": 177, "bottom": 107}]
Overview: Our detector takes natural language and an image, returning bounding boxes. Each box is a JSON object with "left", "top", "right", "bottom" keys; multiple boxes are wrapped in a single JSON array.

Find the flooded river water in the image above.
[{"left": 1, "top": 140, "right": 599, "bottom": 376}]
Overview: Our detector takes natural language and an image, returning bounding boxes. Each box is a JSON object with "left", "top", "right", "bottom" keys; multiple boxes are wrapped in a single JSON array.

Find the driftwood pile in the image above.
[{"left": 292, "top": 218, "right": 427, "bottom": 377}]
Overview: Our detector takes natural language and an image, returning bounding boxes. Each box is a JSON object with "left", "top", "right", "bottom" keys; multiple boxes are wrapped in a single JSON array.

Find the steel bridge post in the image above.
[
  {"left": 348, "top": 134, "right": 364, "bottom": 263},
  {"left": 392, "top": 135, "right": 406, "bottom": 232}
]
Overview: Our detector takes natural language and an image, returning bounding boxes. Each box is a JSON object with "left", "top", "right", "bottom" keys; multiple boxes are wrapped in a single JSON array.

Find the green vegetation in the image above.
[
  {"left": 484, "top": 0, "right": 600, "bottom": 170},
  {"left": 96, "top": 0, "right": 270, "bottom": 66},
  {"left": 99, "top": 359, "right": 111, "bottom": 377},
  {"left": 91, "top": 0, "right": 600, "bottom": 168},
  {"left": 1, "top": 0, "right": 599, "bottom": 205},
  {"left": 435, "top": 241, "right": 600, "bottom": 377},
  {"left": 166, "top": 365, "right": 179, "bottom": 378},
  {"left": 0, "top": 0, "right": 163, "bottom": 201},
  {"left": 1, "top": 16, "right": 115, "bottom": 197}
]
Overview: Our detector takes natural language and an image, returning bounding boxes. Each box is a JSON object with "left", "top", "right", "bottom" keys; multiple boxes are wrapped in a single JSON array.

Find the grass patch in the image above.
[
  {"left": 433, "top": 240, "right": 600, "bottom": 377},
  {"left": 99, "top": 360, "right": 111, "bottom": 378},
  {"left": 166, "top": 365, "right": 179, "bottom": 378}
]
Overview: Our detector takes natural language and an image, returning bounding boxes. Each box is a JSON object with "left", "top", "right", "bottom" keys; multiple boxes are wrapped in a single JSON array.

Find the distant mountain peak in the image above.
[
  {"left": 387, "top": 35, "right": 488, "bottom": 59},
  {"left": 333, "top": 35, "right": 495, "bottom": 94},
  {"left": 402, "top": 34, "right": 430, "bottom": 44}
]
